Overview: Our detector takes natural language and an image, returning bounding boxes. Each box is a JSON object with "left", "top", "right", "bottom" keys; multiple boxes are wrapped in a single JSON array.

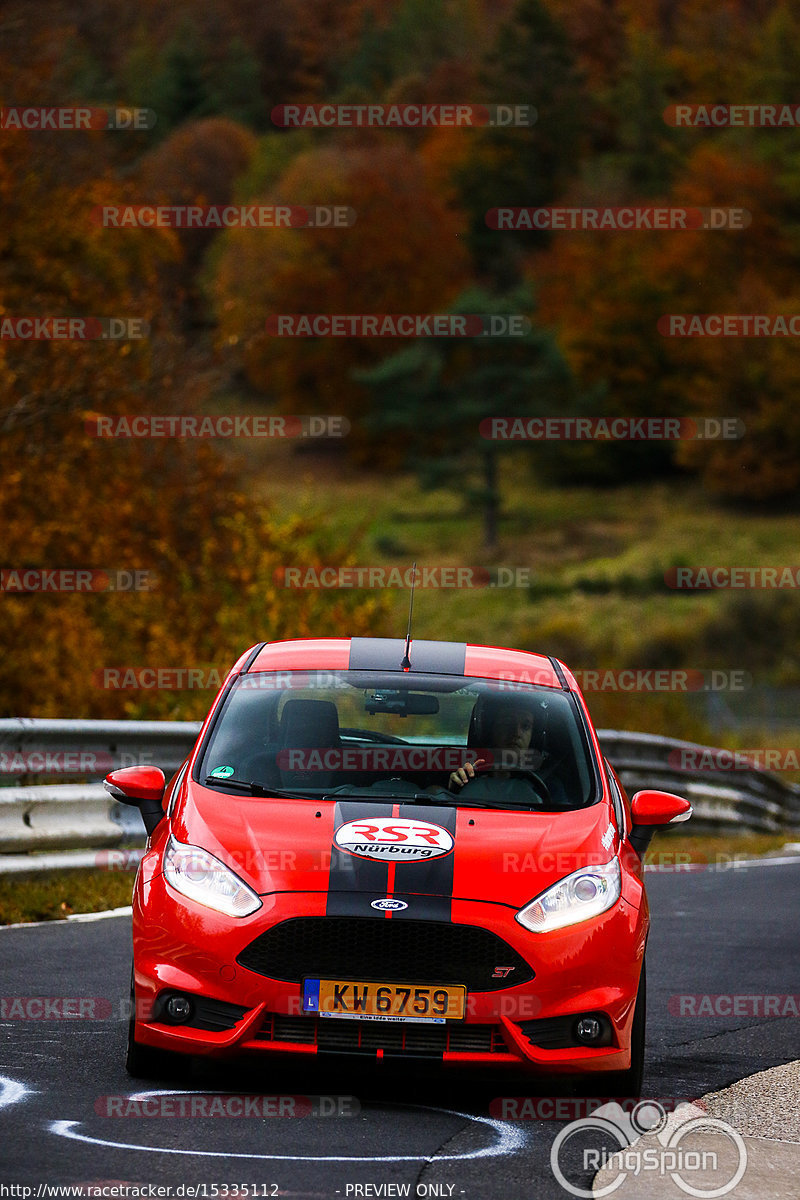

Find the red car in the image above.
[{"left": 106, "top": 637, "right": 691, "bottom": 1093}]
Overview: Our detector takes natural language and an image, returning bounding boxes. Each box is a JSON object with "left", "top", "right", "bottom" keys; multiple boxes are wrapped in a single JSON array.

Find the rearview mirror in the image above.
[
  {"left": 629, "top": 789, "right": 692, "bottom": 857},
  {"left": 104, "top": 766, "right": 166, "bottom": 836},
  {"left": 364, "top": 690, "right": 439, "bottom": 716},
  {"left": 630, "top": 789, "right": 692, "bottom": 826}
]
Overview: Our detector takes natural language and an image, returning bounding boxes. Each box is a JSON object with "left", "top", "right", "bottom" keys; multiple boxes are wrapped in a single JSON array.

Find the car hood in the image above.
[{"left": 172, "top": 783, "right": 619, "bottom": 909}]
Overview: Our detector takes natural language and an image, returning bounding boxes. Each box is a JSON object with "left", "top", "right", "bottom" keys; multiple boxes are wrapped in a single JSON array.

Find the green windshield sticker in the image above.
[{"left": 209, "top": 765, "right": 235, "bottom": 779}]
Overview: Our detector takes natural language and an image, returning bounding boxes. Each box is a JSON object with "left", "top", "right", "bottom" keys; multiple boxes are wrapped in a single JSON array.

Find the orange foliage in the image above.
[
  {"left": 0, "top": 125, "right": 385, "bottom": 718},
  {"left": 210, "top": 139, "right": 472, "bottom": 456}
]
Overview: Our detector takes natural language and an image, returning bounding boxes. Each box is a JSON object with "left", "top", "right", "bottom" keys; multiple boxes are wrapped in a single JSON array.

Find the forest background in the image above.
[{"left": 3, "top": 0, "right": 800, "bottom": 755}]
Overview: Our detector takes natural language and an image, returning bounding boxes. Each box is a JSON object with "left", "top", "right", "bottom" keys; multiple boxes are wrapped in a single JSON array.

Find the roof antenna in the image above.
[{"left": 400, "top": 562, "right": 417, "bottom": 670}]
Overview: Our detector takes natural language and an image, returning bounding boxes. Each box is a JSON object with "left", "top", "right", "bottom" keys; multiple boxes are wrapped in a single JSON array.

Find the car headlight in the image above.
[
  {"left": 516, "top": 857, "right": 621, "bottom": 933},
  {"left": 163, "top": 835, "right": 262, "bottom": 917}
]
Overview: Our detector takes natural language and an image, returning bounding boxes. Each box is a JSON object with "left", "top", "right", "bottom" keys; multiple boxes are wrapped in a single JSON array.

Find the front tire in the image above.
[
  {"left": 603, "top": 961, "right": 646, "bottom": 1099},
  {"left": 125, "top": 966, "right": 189, "bottom": 1080}
]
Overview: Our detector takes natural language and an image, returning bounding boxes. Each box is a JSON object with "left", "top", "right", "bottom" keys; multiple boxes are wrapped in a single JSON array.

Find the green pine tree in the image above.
[{"left": 355, "top": 286, "right": 574, "bottom": 552}]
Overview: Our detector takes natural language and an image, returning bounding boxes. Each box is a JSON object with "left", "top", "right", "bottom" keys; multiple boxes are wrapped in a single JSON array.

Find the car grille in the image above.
[
  {"left": 236, "top": 916, "right": 534, "bottom": 992},
  {"left": 255, "top": 1013, "right": 509, "bottom": 1056}
]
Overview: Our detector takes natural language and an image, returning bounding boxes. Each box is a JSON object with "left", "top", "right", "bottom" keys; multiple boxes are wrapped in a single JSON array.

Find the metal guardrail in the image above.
[
  {"left": 1, "top": 720, "right": 799, "bottom": 872},
  {"left": 0, "top": 717, "right": 201, "bottom": 781},
  {"left": 598, "top": 729, "right": 800, "bottom": 833}
]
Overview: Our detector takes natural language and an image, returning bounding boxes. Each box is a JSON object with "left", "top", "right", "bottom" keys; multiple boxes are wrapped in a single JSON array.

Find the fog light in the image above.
[
  {"left": 575, "top": 1016, "right": 603, "bottom": 1044},
  {"left": 164, "top": 995, "right": 193, "bottom": 1024}
]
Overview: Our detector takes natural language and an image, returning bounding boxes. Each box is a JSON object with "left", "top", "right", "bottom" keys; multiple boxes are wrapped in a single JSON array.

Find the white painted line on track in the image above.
[
  {"left": 67, "top": 906, "right": 133, "bottom": 922},
  {"left": 49, "top": 1105, "right": 528, "bottom": 1162},
  {"left": 0, "top": 1073, "right": 36, "bottom": 1108}
]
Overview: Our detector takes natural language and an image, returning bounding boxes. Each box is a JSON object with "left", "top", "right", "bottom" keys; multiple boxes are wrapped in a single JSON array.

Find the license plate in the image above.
[{"left": 303, "top": 978, "right": 466, "bottom": 1022}]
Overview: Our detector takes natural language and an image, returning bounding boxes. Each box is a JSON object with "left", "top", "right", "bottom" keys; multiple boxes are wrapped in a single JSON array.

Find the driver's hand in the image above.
[{"left": 449, "top": 758, "right": 486, "bottom": 790}]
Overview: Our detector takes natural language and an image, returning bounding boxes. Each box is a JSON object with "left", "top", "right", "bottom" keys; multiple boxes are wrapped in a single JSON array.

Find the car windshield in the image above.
[{"left": 197, "top": 670, "right": 597, "bottom": 811}]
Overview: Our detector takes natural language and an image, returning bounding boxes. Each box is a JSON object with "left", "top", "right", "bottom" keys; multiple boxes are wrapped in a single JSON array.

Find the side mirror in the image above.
[
  {"left": 104, "top": 766, "right": 166, "bottom": 836},
  {"left": 629, "top": 789, "right": 692, "bottom": 857}
]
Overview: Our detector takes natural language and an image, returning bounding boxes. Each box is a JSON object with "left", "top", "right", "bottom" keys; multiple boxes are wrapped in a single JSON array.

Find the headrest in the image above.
[{"left": 279, "top": 698, "right": 341, "bottom": 748}]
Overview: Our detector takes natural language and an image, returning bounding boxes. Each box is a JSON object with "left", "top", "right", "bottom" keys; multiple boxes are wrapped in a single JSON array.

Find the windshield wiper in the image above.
[
  {"left": 453, "top": 799, "right": 545, "bottom": 811},
  {"left": 202, "top": 776, "right": 322, "bottom": 800},
  {"left": 322, "top": 788, "right": 440, "bottom": 804}
]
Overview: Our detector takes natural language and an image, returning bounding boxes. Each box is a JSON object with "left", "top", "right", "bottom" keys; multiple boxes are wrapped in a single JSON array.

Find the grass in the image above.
[
  {"left": 0, "top": 867, "right": 135, "bottom": 926},
  {"left": 644, "top": 831, "right": 797, "bottom": 868},
  {"left": 223, "top": 439, "right": 800, "bottom": 744},
  {"left": 1, "top": 835, "right": 796, "bottom": 924}
]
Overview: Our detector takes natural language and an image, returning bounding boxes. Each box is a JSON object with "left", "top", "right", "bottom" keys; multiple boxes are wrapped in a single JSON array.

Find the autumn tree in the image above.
[
  {"left": 534, "top": 142, "right": 800, "bottom": 494},
  {"left": 0, "top": 124, "right": 385, "bottom": 719},
  {"left": 208, "top": 138, "right": 472, "bottom": 457},
  {"left": 136, "top": 117, "right": 258, "bottom": 323}
]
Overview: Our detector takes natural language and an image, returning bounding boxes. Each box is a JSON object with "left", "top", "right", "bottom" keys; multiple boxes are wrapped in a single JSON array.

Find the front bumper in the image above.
[{"left": 131, "top": 874, "right": 646, "bottom": 1075}]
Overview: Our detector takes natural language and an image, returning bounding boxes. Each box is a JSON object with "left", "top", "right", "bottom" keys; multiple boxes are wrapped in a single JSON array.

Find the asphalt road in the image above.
[{"left": 1, "top": 857, "right": 798, "bottom": 1199}]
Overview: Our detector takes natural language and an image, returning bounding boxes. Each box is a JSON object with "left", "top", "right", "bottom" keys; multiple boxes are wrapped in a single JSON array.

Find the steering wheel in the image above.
[{"left": 461, "top": 764, "right": 551, "bottom": 804}]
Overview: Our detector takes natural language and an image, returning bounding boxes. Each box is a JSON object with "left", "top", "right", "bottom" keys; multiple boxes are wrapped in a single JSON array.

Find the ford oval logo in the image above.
[{"left": 370, "top": 898, "right": 408, "bottom": 911}]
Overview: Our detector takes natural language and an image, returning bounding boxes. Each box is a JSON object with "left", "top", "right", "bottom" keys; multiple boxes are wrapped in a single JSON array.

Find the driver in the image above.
[{"left": 448, "top": 694, "right": 560, "bottom": 803}]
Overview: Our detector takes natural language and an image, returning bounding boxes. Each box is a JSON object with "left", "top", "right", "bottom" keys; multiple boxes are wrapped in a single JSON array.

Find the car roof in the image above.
[{"left": 244, "top": 637, "right": 572, "bottom": 691}]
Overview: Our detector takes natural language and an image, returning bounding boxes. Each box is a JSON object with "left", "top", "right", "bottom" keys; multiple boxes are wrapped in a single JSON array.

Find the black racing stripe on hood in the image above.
[
  {"left": 326, "top": 801, "right": 458, "bottom": 920},
  {"left": 389, "top": 804, "right": 457, "bottom": 920},
  {"left": 348, "top": 638, "right": 466, "bottom": 674},
  {"left": 326, "top": 800, "right": 390, "bottom": 917}
]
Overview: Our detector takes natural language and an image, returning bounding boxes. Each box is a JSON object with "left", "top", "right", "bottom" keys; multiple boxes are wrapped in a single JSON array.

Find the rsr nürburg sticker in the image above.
[{"left": 334, "top": 817, "right": 454, "bottom": 862}]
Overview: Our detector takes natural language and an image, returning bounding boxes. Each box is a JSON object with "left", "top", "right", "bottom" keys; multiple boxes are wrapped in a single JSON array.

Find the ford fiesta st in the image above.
[{"left": 106, "top": 637, "right": 691, "bottom": 1092}]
